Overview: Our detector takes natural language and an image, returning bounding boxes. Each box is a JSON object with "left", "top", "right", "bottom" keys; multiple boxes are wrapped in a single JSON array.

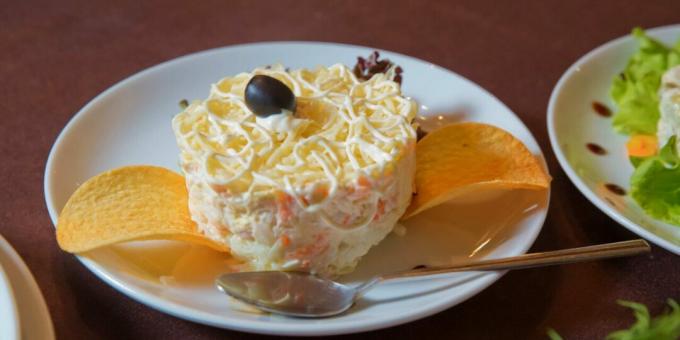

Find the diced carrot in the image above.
[
  {"left": 285, "top": 234, "right": 328, "bottom": 261},
  {"left": 280, "top": 234, "right": 291, "bottom": 247},
  {"left": 275, "top": 191, "right": 294, "bottom": 223},
  {"left": 314, "top": 185, "right": 329, "bottom": 199},
  {"left": 210, "top": 183, "right": 230, "bottom": 193},
  {"left": 357, "top": 175, "right": 371, "bottom": 188},
  {"left": 275, "top": 191, "right": 287, "bottom": 202},
  {"left": 626, "top": 135, "right": 658, "bottom": 157},
  {"left": 373, "top": 199, "right": 386, "bottom": 221}
]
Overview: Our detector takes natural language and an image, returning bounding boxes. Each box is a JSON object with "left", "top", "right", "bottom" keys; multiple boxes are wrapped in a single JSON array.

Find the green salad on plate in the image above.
[{"left": 611, "top": 28, "right": 680, "bottom": 226}]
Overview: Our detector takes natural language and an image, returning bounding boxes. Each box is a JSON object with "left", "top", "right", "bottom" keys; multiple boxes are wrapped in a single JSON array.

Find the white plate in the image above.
[
  {"left": 0, "top": 234, "right": 55, "bottom": 340},
  {"left": 44, "top": 42, "right": 550, "bottom": 336},
  {"left": 0, "top": 259, "right": 20, "bottom": 340},
  {"left": 548, "top": 25, "right": 680, "bottom": 255}
]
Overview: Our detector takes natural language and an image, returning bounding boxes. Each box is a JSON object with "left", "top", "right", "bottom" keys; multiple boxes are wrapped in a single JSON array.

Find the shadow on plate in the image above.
[{"left": 76, "top": 186, "right": 546, "bottom": 316}]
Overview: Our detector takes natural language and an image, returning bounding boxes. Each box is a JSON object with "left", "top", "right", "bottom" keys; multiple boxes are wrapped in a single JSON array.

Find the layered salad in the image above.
[{"left": 172, "top": 60, "right": 416, "bottom": 276}]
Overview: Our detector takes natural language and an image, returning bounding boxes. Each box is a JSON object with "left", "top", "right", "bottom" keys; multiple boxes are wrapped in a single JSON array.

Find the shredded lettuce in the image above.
[
  {"left": 630, "top": 137, "right": 680, "bottom": 225},
  {"left": 546, "top": 328, "right": 564, "bottom": 340},
  {"left": 606, "top": 299, "right": 680, "bottom": 340},
  {"left": 546, "top": 299, "right": 680, "bottom": 340},
  {"left": 610, "top": 28, "right": 680, "bottom": 135}
]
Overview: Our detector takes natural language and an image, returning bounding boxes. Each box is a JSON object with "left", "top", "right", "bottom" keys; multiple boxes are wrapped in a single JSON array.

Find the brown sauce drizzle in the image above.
[
  {"left": 605, "top": 183, "right": 626, "bottom": 196},
  {"left": 592, "top": 101, "right": 612, "bottom": 117},
  {"left": 586, "top": 143, "right": 607, "bottom": 155}
]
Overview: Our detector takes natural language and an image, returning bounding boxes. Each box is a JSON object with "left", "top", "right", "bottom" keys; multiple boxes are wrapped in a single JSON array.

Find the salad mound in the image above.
[{"left": 612, "top": 28, "right": 680, "bottom": 226}]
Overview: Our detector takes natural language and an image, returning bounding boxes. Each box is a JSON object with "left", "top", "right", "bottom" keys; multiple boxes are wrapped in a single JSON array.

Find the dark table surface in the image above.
[{"left": 2, "top": 0, "right": 680, "bottom": 339}]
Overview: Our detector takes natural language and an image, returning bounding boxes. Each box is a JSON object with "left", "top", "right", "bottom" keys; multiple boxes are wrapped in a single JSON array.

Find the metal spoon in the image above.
[{"left": 215, "top": 239, "right": 650, "bottom": 318}]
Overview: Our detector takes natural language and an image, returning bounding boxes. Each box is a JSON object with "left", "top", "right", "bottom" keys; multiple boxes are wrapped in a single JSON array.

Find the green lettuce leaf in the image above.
[
  {"left": 630, "top": 136, "right": 680, "bottom": 225},
  {"left": 546, "top": 328, "right": 564, "bottom": 340},
  {"left": 611, "top": 28, "right": 680, "bottom": 135},
  {"left": 546, "top": 299, "right": 680, "bottom": 340},
  {"left": 629, "top": 156, "right": 646, "bottom": 168},
  {"left": 606, "top": 299, "right": 680, "bottom": 340}
]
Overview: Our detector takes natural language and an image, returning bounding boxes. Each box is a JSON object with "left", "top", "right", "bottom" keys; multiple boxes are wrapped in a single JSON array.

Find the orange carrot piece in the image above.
[
  {"left": 373, "top": 199, "right": 386, "bottom": 221},
  {"left": 280, "top": 234, "right": 291, "bottom": 247},
  {"left": 626, "top": 135, "right": 658, "bottom": 157},
  {"left": 275, "top": 191, "right": 294, "bottom": 223},
  {"left": 357, "top": 175, "right": 371, "bottom": 188}
]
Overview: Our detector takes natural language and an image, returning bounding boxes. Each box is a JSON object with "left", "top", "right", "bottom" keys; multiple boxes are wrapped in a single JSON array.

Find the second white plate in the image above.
[
  {"left": 0, "top": 234, "right": 54, "bottom": 340},
  {"left": 0, "top": 260, "right": 19, "bottom": 340},
  {"left": 548, "top": 25, "right": 680, "bottom": 254}
]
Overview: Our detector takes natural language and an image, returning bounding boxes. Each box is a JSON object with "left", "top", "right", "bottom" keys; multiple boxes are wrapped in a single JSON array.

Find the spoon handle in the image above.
[{"left": 381, "top": 239, "right": 650, "bottom": 281}]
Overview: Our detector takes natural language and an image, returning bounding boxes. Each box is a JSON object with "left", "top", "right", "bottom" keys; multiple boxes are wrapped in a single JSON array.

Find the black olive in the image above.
[{"left": 244, "top": 75, "right": 296, "bottom": 117}]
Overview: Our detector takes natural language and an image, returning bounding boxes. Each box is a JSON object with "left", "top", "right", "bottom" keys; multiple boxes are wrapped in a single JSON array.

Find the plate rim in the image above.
[
  {"left": 547, "top": 24, "right": 680, "bottom": 255},
  {"left": 44, "top": 40, "right": 550, "bottom": 335},
  {"left": 0, "top": 260, "right": 20, "bottom": 340},
  {"left": 0, "top": 234, "right": 55, "bottom": 340}
]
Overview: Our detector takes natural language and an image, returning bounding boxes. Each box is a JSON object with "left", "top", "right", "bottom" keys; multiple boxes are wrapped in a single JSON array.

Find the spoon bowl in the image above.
[{"left": 216, "top": 271, "right": 357, "bottom": 317}]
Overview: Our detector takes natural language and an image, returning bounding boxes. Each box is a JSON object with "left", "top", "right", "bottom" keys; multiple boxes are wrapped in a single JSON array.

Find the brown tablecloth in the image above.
[{"left": 2, "top": 0, "right": 679, "bottom": 339}]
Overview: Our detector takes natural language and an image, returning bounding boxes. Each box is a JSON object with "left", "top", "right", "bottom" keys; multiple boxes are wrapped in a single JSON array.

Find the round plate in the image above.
[
  {"left": 44, "top": 42, "right": 549, "bottom": 336},
  {"left": 0, "top": 260, "right": 20, "bottom": 340},
  {"left": 548, "top": 25, "right": 680, "bottom": 254},
  {"left": 0, "top": 234, "right": 55, "bottom": 340}
]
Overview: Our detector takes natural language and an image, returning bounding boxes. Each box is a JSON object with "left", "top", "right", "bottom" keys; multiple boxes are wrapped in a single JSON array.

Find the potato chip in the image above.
[
  {"left": 402, "top": 122, "right": 550, "bottom": 219},
  {"left": 56, "top": 166, "right": 228, "bottom": 253}
]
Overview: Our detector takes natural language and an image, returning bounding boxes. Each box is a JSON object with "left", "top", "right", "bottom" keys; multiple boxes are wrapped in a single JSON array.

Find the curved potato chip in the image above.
[
  {"left": 56, "top": 166, "right": 228, "bottom": 253},
  {"left": 402, "top": 122, "right": 550, "bottom": 219}
]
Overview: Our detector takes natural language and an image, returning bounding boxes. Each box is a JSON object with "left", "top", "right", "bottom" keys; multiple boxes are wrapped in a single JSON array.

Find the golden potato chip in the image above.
[
  {"left": 56, "top": 166, "right": 228, "bottom": 253},
  {"left": 402, "top": 122, "right": 550, "bottom": 219}
]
